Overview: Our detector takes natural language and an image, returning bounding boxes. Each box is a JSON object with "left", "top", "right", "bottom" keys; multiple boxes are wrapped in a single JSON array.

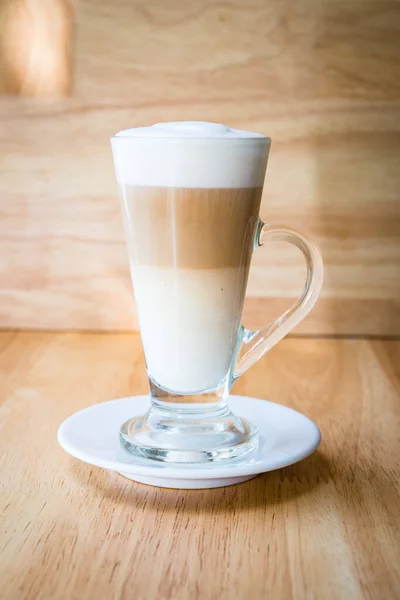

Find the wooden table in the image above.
[{"left": 1, "top": 332, "right": 399, "bottom": 600}]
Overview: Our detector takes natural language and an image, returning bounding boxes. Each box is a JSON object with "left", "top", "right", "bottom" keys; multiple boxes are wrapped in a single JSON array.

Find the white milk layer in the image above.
[
  {"left": 132, "top": 266, "right": 247, "bottom": 394},
  {"left": 111, "top": 121, "right": 270, "bottom": 188}
]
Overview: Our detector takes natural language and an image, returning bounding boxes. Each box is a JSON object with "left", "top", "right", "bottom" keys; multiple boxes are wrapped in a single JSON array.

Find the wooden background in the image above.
[{"left": 0, "top": 0, "right": 399, "bottom": 335}]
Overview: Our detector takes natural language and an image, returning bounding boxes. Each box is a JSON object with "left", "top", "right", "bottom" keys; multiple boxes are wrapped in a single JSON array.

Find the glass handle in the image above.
[{"left": 233, "top": 220, "right": 324, "bottom": 380}]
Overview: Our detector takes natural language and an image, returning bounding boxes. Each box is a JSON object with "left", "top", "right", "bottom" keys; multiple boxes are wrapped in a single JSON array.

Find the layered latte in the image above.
[{"left": 112, "top": 122, "right": 269, "bottom": 394}]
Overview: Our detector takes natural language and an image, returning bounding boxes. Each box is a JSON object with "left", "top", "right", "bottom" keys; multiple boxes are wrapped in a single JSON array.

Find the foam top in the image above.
[
  {"left": 111, "top": 121, "right": 270, "bottom": 188},
  {"left": 115, "top": 121, "right": 266, "bottom": 139}
]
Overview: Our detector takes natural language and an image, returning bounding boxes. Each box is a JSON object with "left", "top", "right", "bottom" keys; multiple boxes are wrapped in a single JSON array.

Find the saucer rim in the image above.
[{"left": 57, "top": 395, "right": 321, "bottom": 480}]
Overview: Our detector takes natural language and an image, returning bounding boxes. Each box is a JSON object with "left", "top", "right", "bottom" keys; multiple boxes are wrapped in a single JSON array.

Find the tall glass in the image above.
[{"left": 111, "top": 122, "right": 323, "bottom": 464}]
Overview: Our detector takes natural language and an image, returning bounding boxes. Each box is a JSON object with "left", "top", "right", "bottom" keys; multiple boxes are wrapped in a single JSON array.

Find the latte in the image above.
[{"left": 112, "top": 122, "right": 269, "bottom": 394}]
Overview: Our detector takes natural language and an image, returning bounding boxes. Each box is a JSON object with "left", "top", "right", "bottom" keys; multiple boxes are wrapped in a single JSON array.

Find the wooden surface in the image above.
[
  {"left": 1, "top": 332, "right": 400, "bottom": 599},
  {"left": 0, "top": 0, "right": 73, "bottom": 96},
  {"left": 0, "top": 0, "right": 400, "bottom": 334}
]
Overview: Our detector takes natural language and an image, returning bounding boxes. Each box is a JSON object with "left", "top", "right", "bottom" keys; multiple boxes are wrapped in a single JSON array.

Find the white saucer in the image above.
[{"left": 57, "top": 395, "right": 320, "bottom": 489}]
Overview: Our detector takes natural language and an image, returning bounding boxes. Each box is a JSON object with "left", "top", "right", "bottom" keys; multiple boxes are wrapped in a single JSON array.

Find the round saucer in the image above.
[{"left": 57, "top": 395, "right": 320, "bottom": 489}]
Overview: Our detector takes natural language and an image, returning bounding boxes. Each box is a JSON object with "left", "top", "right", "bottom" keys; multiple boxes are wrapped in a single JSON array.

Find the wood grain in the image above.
[
  {"left": 0, "top": 0, "right": 399, "bottom": 333},
  {"left": 0, "top": 0, "right": 73, "bottom": 96},
  {"left": 0, "top": 332, "right": 400, "bottom": 599}
]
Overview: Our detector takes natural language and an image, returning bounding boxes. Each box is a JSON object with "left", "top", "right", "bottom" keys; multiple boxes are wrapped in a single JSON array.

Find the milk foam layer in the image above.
[
  {"left": 115, "top": 121, "right": 265, "bottom": 139},
  {"left": 111, "top": 121, "right": 270, "bottom": 188}
]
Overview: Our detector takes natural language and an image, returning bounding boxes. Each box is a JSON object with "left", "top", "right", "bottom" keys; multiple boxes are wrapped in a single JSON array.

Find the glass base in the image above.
[{"left": 119, "top": 400, "right": 258, "bottom": 464}]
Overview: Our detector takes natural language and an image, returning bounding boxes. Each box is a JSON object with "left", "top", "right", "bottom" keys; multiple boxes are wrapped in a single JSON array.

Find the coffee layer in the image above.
[{"left": 120, "top": 186, "right": 263, "bottom": 269}]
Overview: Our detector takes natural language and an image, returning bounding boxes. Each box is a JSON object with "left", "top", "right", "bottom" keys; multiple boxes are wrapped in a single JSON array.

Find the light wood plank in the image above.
[
  {"left": 1, "top": 333, "right": 400, "bottom": 599},
  {"left": 0, "top": 0, "right": 399, "bottom": 333},
  {"left": 0, "top": 0, "right": 73, "bottom": 96}
]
